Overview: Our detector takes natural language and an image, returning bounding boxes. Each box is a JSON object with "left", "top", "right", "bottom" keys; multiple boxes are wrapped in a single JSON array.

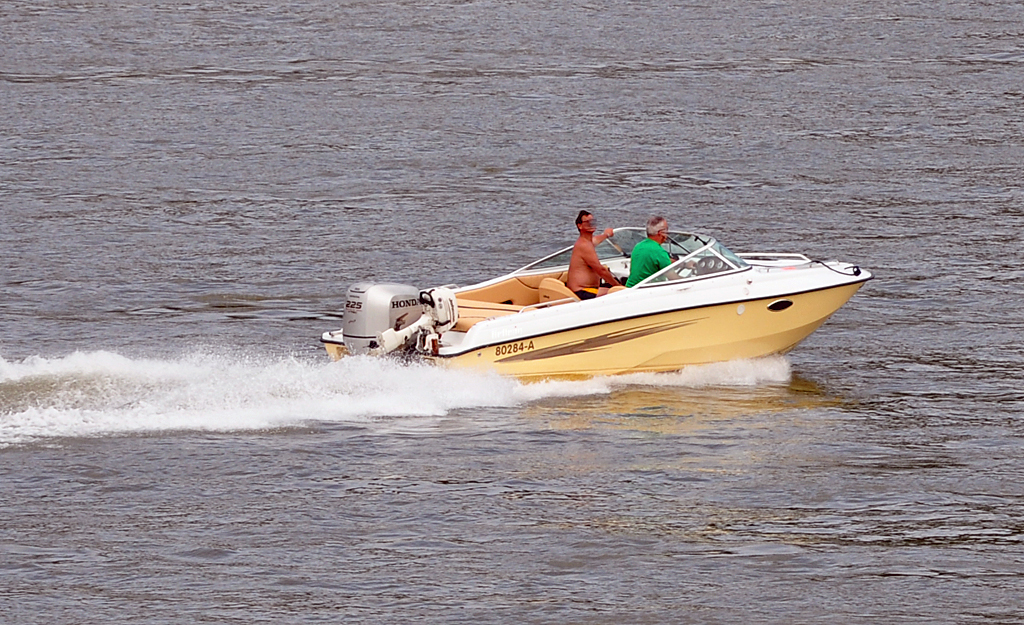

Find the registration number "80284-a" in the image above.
[{"left": 495, "top": 340, "right": 535, "bottom": 357}]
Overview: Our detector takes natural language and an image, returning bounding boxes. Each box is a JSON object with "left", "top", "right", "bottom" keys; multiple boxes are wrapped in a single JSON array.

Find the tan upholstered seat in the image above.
[
  {"left": 451, "top": 299, "right": 522, "bottom": 332},
  {"left": 538, "top": 278, "right": 580, "bottom": 303}
]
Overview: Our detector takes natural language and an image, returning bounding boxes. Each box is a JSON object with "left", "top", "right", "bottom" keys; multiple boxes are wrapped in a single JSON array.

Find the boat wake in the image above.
[{"left": 0, "top": 350, "right": 791, "bottom": 446}]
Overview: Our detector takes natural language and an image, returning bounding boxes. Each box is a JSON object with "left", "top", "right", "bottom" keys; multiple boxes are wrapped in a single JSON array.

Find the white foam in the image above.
[
  {"left": 0, "top": 351, "right": 790, "bottom": 445},
  {"left": 609, "top": 356, "right": 792, "bottom": 388}
]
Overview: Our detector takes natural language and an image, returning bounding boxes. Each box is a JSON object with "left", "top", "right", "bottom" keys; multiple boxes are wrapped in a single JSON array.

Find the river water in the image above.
[{"left": 2, "top": 1, "right": 1024, "bottom": 622}]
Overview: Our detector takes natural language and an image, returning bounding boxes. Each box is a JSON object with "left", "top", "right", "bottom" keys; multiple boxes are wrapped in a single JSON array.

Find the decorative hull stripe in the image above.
[{"left": 496, "top": 318, "right": 702, "bottom": 363}]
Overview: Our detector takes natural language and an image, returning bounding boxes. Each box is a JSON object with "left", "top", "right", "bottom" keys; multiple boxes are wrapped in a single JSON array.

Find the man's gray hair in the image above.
[{"left": 646, "top": 216, "right": 668, "bottom": 237}]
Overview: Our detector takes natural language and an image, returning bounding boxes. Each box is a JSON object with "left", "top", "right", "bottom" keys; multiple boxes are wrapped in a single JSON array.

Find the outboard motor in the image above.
[{"left": 342, "top": 283, "right": 423, "bottom": 354}]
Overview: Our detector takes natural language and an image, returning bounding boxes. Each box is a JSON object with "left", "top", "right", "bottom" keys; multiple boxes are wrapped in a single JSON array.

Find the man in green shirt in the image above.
[{"left": 626, "top": 216, "right": 673, "bottom": 287}]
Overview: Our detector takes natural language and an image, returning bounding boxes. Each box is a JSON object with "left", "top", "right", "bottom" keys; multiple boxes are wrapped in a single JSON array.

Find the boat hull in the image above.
[
  {"left": 435, "top": 281, "right": 866, "bottom": 380},
  {"left": 323, "top": 341, "right": 348, "bottom": 361}
]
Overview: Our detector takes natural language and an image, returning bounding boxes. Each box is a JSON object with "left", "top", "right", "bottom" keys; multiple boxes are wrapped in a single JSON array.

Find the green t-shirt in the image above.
[{"left": 626, "top": 237, "right": 673, "bottom": 287}]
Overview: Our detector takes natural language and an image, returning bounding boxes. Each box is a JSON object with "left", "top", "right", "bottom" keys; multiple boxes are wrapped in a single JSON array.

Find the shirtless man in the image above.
[{"left": 566, "top": 211, "right": 622, "bottom": 300}]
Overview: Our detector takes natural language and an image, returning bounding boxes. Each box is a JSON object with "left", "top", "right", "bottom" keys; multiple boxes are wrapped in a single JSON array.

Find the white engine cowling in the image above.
[{"left": 342, "top": 283, "right": 423, "bottom": 354}]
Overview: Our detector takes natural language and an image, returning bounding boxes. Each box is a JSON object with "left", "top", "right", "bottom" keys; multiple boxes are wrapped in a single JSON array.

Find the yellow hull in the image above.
[
  {"left": 323, "top": 341, "right": 348, "bottom": 361},
  {"left": 435, "top": 282, "right": 866, "bottom": 381}
]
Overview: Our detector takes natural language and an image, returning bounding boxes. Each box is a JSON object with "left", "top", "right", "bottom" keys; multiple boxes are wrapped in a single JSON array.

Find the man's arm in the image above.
[
  {"left": 592, "top": 228, "right": 615, "bottom": 244},
  {"left": 582, "top": 245, "right": 621, "bottom": 286}
]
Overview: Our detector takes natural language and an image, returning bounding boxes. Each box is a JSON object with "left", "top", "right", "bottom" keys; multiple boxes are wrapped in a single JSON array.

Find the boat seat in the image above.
[
  {"left": 451, "top": 299, "right": 522, "bottom": 332},
  {"left": 607, "top": 285, "right": 627, "bottom": 294},
  {"left": 539, "top": 278, "right": 580, "bottom": 303}
]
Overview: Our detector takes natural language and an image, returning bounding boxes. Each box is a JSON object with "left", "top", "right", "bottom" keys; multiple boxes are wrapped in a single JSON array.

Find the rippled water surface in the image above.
[{"left": 2, "top": 1, "right": 1024, "bottom": 622}]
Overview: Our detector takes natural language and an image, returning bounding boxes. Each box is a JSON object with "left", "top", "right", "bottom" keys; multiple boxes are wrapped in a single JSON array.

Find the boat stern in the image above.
[{"left": 321, "top": 330, "right": 349, "bottom": 361}]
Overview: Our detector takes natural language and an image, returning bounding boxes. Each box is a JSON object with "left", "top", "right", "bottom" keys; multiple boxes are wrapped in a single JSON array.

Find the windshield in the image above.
[
  {"left": 643, "top": 238, "right": 749, "bottom": 285},
  {"left": 518, "top": 234, "right": 629, "bottom": 272},
  {"left": 517, "top": 228, "right": 706, "bottom": 272}
]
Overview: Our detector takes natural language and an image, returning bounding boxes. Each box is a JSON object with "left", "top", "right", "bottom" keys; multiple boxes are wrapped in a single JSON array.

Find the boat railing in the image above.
[{"left": 738, "top": 253, "right": 812, "bottom": 267}]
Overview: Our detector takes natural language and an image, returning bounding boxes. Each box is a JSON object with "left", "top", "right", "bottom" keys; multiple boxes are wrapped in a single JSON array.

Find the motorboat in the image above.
[{"left": 321, "top": 228, "right": 871, "bottom": 380}]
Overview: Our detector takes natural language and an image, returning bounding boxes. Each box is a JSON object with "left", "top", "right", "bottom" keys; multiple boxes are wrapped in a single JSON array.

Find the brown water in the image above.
[{"left": 2, "top": 1, "right": 1024, "bottom": 622}]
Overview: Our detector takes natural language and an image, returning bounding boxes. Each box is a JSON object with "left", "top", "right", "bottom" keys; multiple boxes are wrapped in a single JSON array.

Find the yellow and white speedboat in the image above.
[{"left": 321, "top": 228, "right": 871, "bottom": 380}]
